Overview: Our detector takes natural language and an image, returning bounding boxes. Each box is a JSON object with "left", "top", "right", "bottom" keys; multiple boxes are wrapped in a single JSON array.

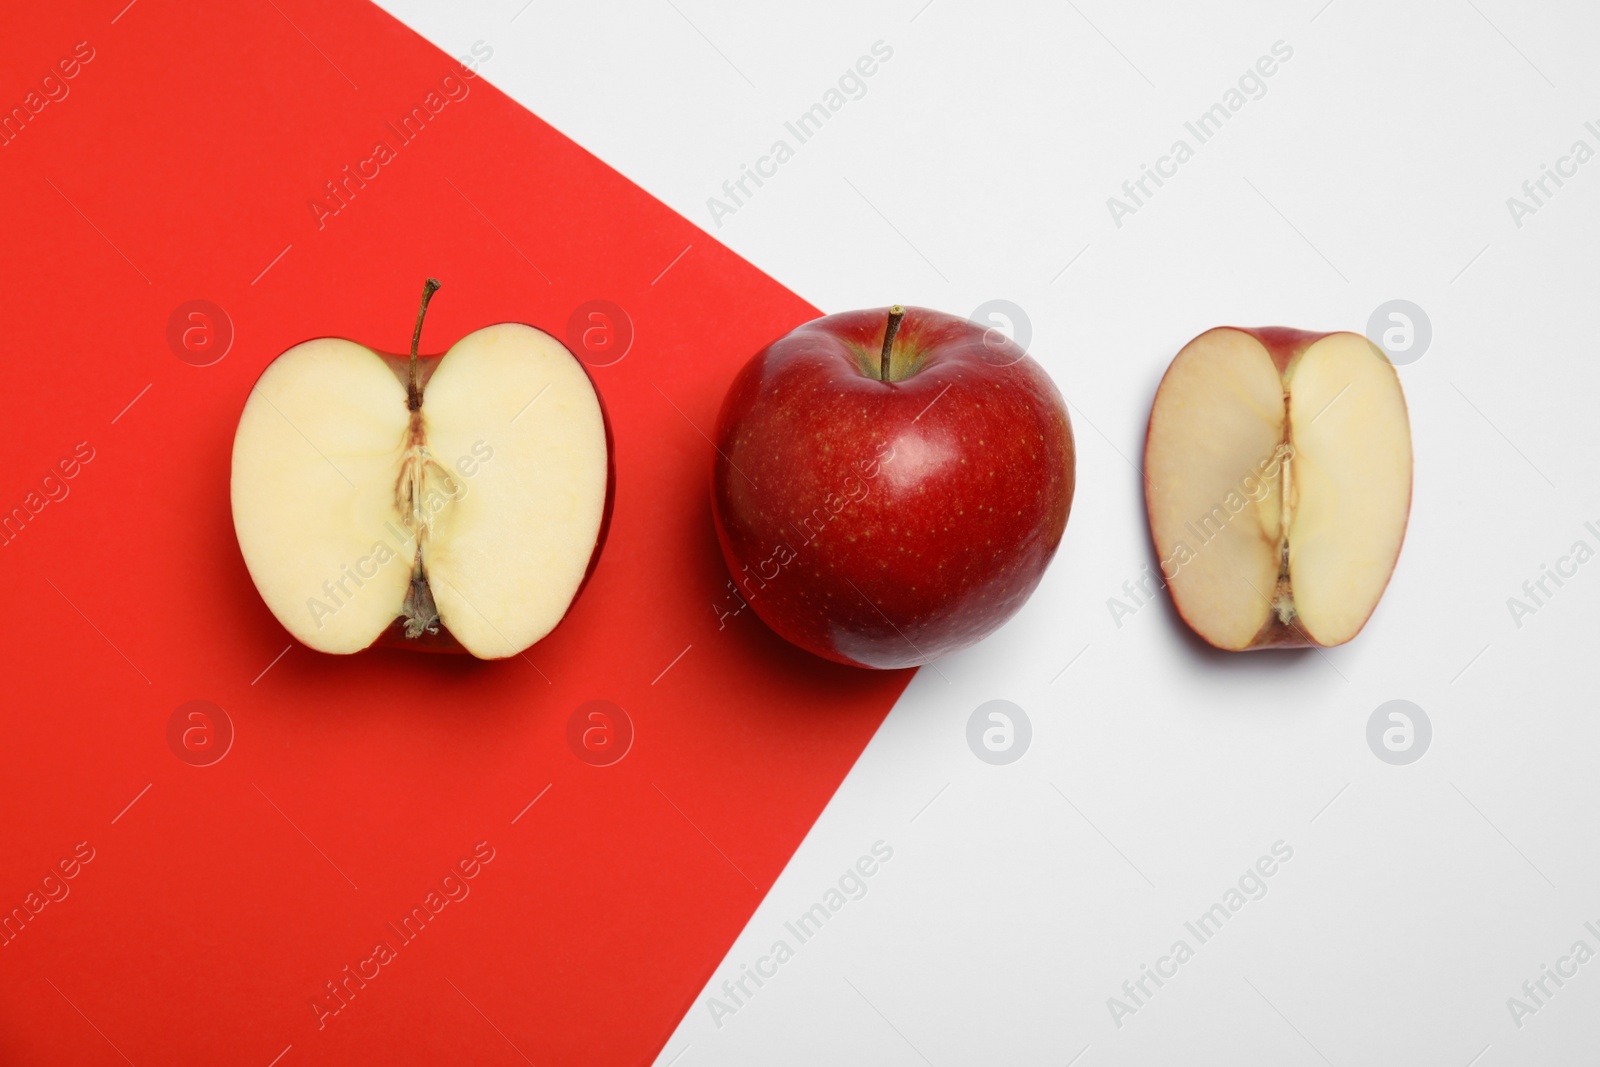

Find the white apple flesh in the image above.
[
  {"left": 1144, "top": 327, "right": 1411, "bottom": 650},
  {"left": 231, "top": 284, "right": 610, "bottom": 659}
]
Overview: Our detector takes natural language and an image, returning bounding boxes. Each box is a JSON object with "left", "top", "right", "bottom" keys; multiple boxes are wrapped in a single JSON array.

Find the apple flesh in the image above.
[
  {"left": 231, "top": 284, "right": 610, "bottom": 659},
  {"left": 1143, "top": 326, "right": 1412, "bottom": 650},
  {"left": 711, "top": 305, "right": 1075, "bottom": 669}
]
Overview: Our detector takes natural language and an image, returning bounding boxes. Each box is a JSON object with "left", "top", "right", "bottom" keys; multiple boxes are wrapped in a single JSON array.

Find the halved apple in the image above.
[
  {"left": 230, "top": 282, "right": 611, "bottom": 659},
  {"left": 1143, "top": 327, "right": 1411, "bottom": 650}
]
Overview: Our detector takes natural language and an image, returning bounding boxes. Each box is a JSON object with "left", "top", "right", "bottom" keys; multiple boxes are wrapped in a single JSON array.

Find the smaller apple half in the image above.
[
  {"left": 231, "top": 285, "right": 611, "bottom": 659},
  {"left": 1143, "top": 326, "right": 1412, "bottom": 651}
]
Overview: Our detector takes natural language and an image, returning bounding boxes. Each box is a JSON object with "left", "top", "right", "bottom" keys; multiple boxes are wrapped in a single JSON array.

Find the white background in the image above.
[{"left": 377, "top": 2, "right": 1600, "bottom": 1063}]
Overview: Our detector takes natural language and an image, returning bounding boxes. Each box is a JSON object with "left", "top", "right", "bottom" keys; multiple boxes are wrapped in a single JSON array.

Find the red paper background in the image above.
[{"left": 0, "top": 2, "right": 909, "bottom": 1063}]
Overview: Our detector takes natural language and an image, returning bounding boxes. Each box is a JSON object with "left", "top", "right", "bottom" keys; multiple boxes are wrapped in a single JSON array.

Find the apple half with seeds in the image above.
[
  {"left": 230, "top": 281, "right": 611, "bottom": 658},
  {"left": 1143, "top": 327, "right": 1411, "bottom": 650}
]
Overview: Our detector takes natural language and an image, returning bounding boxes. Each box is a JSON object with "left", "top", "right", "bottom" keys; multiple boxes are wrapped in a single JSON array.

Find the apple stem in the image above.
[
  {"left": 408, "top": 278, "right": 442, "bottom": 411},
  {"left": 879, "top": 305, "right": 905, "bottom": 383}
]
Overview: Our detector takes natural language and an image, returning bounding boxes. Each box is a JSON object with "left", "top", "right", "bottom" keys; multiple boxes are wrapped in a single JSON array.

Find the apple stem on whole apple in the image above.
[
  {"left": 408, "top": 278, "right": 442, "bottom": 412},
  {"left": 879, "top": 305, "right": 905, "bottom": 382}
]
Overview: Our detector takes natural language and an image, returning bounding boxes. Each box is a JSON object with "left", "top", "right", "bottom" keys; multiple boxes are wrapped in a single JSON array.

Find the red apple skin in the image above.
[
  {"left": 1248, "top": 325, "right": 1324, "bottom": 377},
  {"left": 710, "top": 306, "right": 1075, "bottom": 669},
  {"left": 1142, "top": 325, "right": 1412, "bottom": 651}
]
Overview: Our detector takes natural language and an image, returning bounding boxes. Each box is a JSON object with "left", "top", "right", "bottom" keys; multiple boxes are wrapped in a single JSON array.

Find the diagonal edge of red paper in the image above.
[{"left": 0, "top": 2, "right": 912, "bottom": 1064}]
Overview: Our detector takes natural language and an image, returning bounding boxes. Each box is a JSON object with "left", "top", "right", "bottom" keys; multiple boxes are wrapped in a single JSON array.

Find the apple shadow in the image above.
[
  {"left": 215, "top": 540, "right": 517, "bottom": 716},
  {"left": 1150, "top": 581, "right": 1321, "bottom": 675},
  {"left": 288, "top": 647, "right": 501, "bottom": 711}
]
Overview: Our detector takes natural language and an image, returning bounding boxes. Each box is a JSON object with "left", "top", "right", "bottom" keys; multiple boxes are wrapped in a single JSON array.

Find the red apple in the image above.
[{"left": 710, "top": 305, "right": 1075, "bottom": 669}]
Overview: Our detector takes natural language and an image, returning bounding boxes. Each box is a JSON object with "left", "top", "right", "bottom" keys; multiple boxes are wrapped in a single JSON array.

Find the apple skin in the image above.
[
  {"left": 710, "top": 306, "right": 1075, "bottom": 669},
  {"left": 1246, "top": 325, "right": 1326, "bottom": 376},
  {"left": 1142, "top": 325, "right": 1412, "bottom": 651}
]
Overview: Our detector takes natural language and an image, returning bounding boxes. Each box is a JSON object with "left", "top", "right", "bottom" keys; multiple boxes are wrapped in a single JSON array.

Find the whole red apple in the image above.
[{"left": 710, "top": 305, "right": 1075, "bottom": 669}]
